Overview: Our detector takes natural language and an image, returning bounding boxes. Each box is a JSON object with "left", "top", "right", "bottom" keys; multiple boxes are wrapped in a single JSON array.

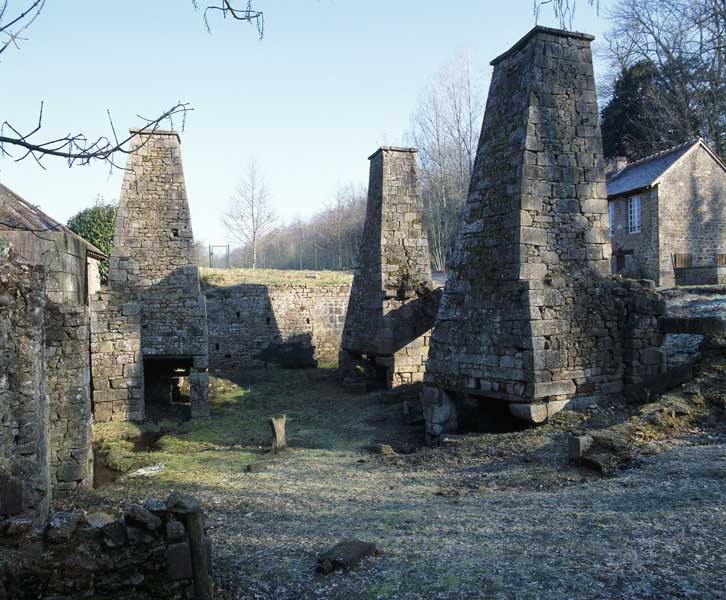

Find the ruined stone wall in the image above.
[
  {"left": 425, "top": 27, "right": 664, "bottom": 430},
  {"left": 609, "top": 188, "right": 660, "bottom": 281},
  {"left": 657, "top": 145, "right": 726, "bottom": 287},
  {"left": 45, "top": 303, "right": 93, "bottom": 493},
  {"left": 0, "top": 254, "right": 50, "bottom": 526},
  {"left": 341, "top": 147, "right": 436, "bottom": 388},
  {"left": 204, "top": 283, "right": 350, "bottom": 371},
  {"left": 0, "top": 496, "right": 212, "bottom": 600},
  {"left": 90, "top": 291, "right": 144, "bottom": 422}
]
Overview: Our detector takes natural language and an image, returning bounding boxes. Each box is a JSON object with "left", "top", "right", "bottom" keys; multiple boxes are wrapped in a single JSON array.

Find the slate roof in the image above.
[{"left": 0, "top": 182, "right": 107, "bottom": 260}]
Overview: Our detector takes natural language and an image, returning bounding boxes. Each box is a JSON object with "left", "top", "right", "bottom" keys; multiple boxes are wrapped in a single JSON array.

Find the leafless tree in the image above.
[
  {"left": 0, "top": 1, "right": 263, "bottom": 168},
  {"left": 222, "top": 159, "right": 277, "bottom": 269},
  {"left": 534, "top": 0, "right": 599, "bottom": 30},
  {"left": 408, "top": 53, "right": 484, "bottom": 272},
  {"left": 603, "top": 0, "right": 726, "bottom": 155}
]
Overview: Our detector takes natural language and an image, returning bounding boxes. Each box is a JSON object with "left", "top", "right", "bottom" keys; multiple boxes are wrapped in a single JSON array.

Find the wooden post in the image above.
[{"left": 269, "top": 414, "right": 287, "bottom": 453}]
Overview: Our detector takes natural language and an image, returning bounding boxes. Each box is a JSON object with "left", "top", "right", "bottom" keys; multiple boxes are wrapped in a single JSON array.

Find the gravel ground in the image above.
[{"left": 71, "top": 366, "right": 726, "bottom": 600}]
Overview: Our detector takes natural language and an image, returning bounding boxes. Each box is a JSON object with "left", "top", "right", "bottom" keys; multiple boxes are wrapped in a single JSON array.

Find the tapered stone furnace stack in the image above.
[
  {"left": 107, "top": 130, "right": 209, "bottom": 418},
  {"left": 340, "top": 147, "right": 440, "bottom": 389},
  {"left": 423, "top": 27, "right": 665, "bottom": 442}
]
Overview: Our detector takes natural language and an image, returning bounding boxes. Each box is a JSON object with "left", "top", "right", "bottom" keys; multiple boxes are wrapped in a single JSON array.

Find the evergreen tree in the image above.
[{"left": 67, "top": 196, "right": 117, "bottom": 283}]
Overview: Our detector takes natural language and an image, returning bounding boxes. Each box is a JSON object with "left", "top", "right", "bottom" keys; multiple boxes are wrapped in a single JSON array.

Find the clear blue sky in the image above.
[{"left": 1, "top": 0, "right": 610, "bottom": 244}]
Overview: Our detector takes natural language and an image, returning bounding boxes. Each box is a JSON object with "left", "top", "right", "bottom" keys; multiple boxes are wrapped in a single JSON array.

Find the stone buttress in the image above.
[
  {"left": 423, "top": 27, "right": 664, "bottom": 442},
  {"left": 340, "top": 147, "right": 439, "bottom": 390},
  {"left": 103, "top": 130, "right": 209, "bottom": 419}
]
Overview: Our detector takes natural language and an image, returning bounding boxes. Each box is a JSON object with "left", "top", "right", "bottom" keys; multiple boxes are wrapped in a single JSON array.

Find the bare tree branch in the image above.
[
  {"left": 0, "top": 0, "right": 44, "bottom": 55},
  {"left": 193, "top": 0, "right": 264, "bottom": 38},
  {"left": 0, "top": 102, "right": 192, "bottom": 169},
  {"left": 533, "top": 0, "right": 599, "bottom": 30},
  {"left": 1, "top": 1, "right": 262, "bottom": 168}
]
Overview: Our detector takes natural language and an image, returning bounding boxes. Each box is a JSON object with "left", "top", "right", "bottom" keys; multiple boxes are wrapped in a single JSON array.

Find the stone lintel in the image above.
[
  {"left": 367, "top": 146, "right": 418, "bottom": 161},
  {"left": 490, "top": 25, "right": 595, "bottom": 66},
  {"left": 128, "top": 128, "right": 181, "bottom": 143}
]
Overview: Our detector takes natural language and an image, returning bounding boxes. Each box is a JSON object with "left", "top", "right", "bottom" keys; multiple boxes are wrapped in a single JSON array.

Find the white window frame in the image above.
[
  {"left": 609, "top": 202, "right": 615, "bottom": 237},
  {"left": 628, "top": 195, "right": 641, "bottom": 234}
]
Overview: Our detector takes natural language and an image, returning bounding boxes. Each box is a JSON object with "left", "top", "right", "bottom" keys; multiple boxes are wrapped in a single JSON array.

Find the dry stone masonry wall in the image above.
[
  {"left": 105, "top": 130, "right": 209, "bottom": 418},
  {"left": 90, "top": 291, "right": 144, "bottom": 422},
  {"left": 203, "top": 281, "right": 350, "bottom": 371},
  {"left": 45, "top": 303, "right": 93, "bottom": 492},
  {"left": 0, "top": 495, "right": 213, "bottom": 600},
  {"left": 424, "top": 27, "right": 665, "bottom": 441},
  {"left": 0, "top": 253, "right": 50, "bottom": 526},
  {"left": 340, "top": 147, "right": 439, "bottom": 389}
]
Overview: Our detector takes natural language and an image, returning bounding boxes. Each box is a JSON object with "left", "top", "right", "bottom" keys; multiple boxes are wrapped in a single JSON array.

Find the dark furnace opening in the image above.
[{"left": 143, "top": 357, "right": 193, "bottom": 420}]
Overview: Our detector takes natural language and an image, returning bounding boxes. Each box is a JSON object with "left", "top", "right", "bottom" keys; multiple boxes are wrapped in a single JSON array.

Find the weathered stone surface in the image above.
[
  {"left": 0, "top": 256, "right": 50, "bottom": 526},
  {"left": 203, "top": 280, "right": 350, "bottom": 371},
  {"left": 105, "top": 130, "right": 209, "bottom": 420},
  {"left": 316, "top": 540, "right": 381, "bottom": 575},
  {"left": 46, "top": 511, "right": 81, "bottom": 543},
  {"left": 166, "top": 520, "right": 187, "bottom": 542},
  {"left": 85, "top": 512, "right": 115, "bottom": 529},
  {"left": 341, "top": 147, "right": 438, "bottom": 389},
  {"left": 421, "top": 386, "right": 458, "bottom": 445},
  {"left": 101, "top": 520, "right": 128, "bottom": 548},
  {"left": 166, "top": 542, "right": 194, "bottom": 580},
  {"left": 125, "top": 503, "right": 162, "bottom": 531},
  {"left": 166, "top": 493, "right": 200, "bottom": 515},
  {"left": 568, "top": 434, "right": 594, "bottom": 461},
  {"left": 424, "top": 26, "right": 664, "bottom": 426},
  {"left": 367, "top": 443, "right": 396, "bottom": 456}
]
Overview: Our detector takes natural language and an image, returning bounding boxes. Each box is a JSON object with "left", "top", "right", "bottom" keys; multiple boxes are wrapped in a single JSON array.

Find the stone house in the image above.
[
  {"left": 607, "top": 138, "right": 726, "bottom": 287},
  {"left": 0, "top": 183, "right": 105, "bottom": 525}
]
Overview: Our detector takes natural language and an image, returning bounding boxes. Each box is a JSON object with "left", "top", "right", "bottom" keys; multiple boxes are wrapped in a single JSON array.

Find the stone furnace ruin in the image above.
[
  {"left": 340, "top": 147, "right": 440, "bottom": 390},
  {"left": 104, "top": 130, "right": 209, "bottom": 419},
  {"left": 423, "top": 27, "right": 666, "bottom": 443}
]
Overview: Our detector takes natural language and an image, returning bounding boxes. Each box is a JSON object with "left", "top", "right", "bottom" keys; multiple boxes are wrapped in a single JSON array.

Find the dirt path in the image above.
[{"left": 82, "top": 369, "right": 726, "bottom": 600}]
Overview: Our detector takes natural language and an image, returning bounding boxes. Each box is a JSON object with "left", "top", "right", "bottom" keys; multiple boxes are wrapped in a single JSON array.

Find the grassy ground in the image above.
[
  {"left": 67, "top": 366, "right": 726, "bottom": 600},
  {"left": 199, "top": 268, "right": 353, "bottom": 289}
]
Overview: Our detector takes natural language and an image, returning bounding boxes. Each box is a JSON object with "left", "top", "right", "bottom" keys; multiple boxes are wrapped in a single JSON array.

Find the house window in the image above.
[
  {"left": 609, "top": 202, "right": 615, "bottom": 236},
  {"left": 716, "top": 254, "right": 726, "bottom": 266},
  {"left": 628, "top": 195, "right": 641, "bottom": 234}
]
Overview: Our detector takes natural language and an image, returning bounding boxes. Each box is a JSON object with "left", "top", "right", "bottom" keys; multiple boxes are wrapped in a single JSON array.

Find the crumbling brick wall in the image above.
[
  {"left": 0, "top": 253, "right": 50, "bottom": 525},
  {"left": 204, "top": 283, "right": 350, "bottom": 370},
  {"left": 90, "top": 291, "right": 144, "bottom": 422}
]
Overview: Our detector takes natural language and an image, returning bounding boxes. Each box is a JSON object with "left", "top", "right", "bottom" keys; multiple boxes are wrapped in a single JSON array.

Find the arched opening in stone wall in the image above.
[{"left": 143, "top": 357, "right": 194, "bottom": 420}]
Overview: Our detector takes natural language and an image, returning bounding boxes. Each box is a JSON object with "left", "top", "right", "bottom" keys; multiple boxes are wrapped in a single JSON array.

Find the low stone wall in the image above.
[
  {"left": 674, "top": 265, "right": 726, "bottom": 286},
  {"left": 0, "top": 255, "right": 50, "bottom": 526},
  {"left": 204, "top": 282, "right": 350, "bottom": 371},
  {"left": 0, "top": 495, "right": 212, "bottom": 600},
  {"left": 46, "top": 303, "right": 93, "bottom": 493},
  {"left": 90, "top": 291, "right": 144, "bottom": 422}
]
